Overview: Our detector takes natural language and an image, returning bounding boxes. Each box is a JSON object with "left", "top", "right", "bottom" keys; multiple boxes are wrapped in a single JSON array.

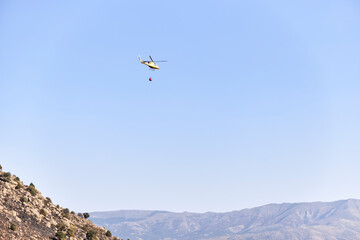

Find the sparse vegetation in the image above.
[
  {"left": 0, "top": 164, "right": 2, "bottom": 170},
  {"left": 2, "top": 172, "right": 11, "bottom": 182},
  {"left": 26, "top": 184, "right": 37, "bottom": 196},
  {"left": 9, "top": 223, "right": 17, "bottom": 231},
  {"left": 86, "top": 229, "right": 98, "bottom": 240},
  {"left": 106, "top": 230, "right": 112, "bottom": 237},
  {"left": 46, "top": 197, "right": 52, "bottom": 204},
  {"left": 40, "top": 208, "right": 47, "bottom": 217},
  {"left": 15, "top": 182, "right": 22, "bottom": 189},
  {"left": 67, "top": 225, "right": 76, "bottom": 237},
  {"left": 55, "top": 231, "right": 67, "bottom": 240},
  {"left": 81, "top": 224, "right": 91, "bottom": 232},
  {"left": 0, "top": 165, "right": 128, "bottom": 240},
  {"left": 62, "top": 208, "right": 70, "bottom": 218},
  {"left": 56, "top": 222, "right": 66, "bottom": 231},
  {"left": 20, "top": 196, "right": 29, "bottom": 202}
]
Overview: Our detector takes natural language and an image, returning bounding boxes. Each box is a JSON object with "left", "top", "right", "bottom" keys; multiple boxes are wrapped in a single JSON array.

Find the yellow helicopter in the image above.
[{"left": 139, "top": 55, "right": 167, "bottom": 70}]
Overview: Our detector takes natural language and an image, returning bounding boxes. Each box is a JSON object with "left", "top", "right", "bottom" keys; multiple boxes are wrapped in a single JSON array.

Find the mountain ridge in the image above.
[{"left": 90, "top": 199, "right": 360, "bottom": 240}]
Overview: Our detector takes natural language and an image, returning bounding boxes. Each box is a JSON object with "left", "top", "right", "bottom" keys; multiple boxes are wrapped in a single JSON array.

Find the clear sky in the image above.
[{"left": 1, "top": 0, "right": 360, "bottom": 213}]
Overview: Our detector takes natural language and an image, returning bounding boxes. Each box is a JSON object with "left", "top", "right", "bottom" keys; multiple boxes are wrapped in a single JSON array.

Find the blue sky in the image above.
[{"left": 1, "top": 0, "right": 360, "bottom": 213}]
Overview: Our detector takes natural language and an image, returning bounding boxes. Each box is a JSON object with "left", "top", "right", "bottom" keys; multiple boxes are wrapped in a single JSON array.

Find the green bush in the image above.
[
  {"left": 67, "top": 225, "right": 76, "bottom": 237},
  {"left": 0, "top": 164, "right": 2, "bottom": 170},
  {"left": 20, "top": 196, "right": 29, "bottom": 203},
  {"left": 78, "top": 213, "right": 83, "bottom": 218},
  {"left": 86, "top": 229, "right": 98, "bottom": 240},
  {"left": 106, "top": 230, "right": 112, "bottom": 237},
  {"left": 15, "top": 183, "right": 22, "bottom": 189},
  {"left": 10, "top": 223, "right": 17, "bottom": 231},
  {"left": 27, "top": 185, "right": 37, "bottom": 196},
  {"left": 46, "top": 197, "right": 52, "bottom": 203},
  {"left": 62, "top": 208, "right": 70, "bottom": 218},
  {"left": 2, "top": 172, "right": 11, "bottom": 182},
  {"left": 83, "top": 212, "right": 90, "bottom": 219},
  {"left": 40, "top": 208, "right": 47, "bottom": 217},
  {"left": 55, "top": 231, "right": 67, "bottom": 240},
  {"left": 56, "top": 222, "right": 66, "bottom": 231},
  {"left": 44, "top": 197, "right": 52, "bottom": 205},
  {"left": 81, "top": 224, "right": 90, "bottom": 232},
  {"left": 29, "top": 182, "right": 35, "bottom": 188}
]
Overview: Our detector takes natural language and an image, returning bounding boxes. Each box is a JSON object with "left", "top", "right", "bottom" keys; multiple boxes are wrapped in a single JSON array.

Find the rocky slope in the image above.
[
  {"left": 0, "top": 165, "right": 122, "bottom": 240},
  {"left": 90, "top": 199, "right": 360, "bottom": 240}
]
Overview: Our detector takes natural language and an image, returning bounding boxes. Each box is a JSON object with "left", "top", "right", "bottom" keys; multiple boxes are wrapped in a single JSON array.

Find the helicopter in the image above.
[{"left": 139, "top": 55, "right": 166, "bottom": 70}]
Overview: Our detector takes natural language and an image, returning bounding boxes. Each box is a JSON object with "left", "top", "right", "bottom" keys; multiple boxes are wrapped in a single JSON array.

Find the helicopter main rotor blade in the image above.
[
  {"left": 153, "top": 60, "right": 167, "bottom": 62},
  {"left": 149, "top": 56, "right": 154, "bottom": 62}
]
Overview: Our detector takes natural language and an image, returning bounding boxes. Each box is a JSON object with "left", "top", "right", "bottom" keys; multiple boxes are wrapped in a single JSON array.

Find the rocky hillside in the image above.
[
  {"left": 0, "top": 165, "right": 122, "bottom": 240},
  {"left": 91, "top": 199, "right": 360, "bottom": 240}
]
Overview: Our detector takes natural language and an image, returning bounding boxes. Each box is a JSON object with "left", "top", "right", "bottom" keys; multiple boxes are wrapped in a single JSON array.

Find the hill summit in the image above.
[{"left": 0, "top": 165, "right": 121, "bottom": 240}]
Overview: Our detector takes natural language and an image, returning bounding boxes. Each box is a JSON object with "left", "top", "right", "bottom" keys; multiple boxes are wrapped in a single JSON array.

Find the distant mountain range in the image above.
[{"left": 90, "top": 199, "right": 360, "bottom": 240}]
